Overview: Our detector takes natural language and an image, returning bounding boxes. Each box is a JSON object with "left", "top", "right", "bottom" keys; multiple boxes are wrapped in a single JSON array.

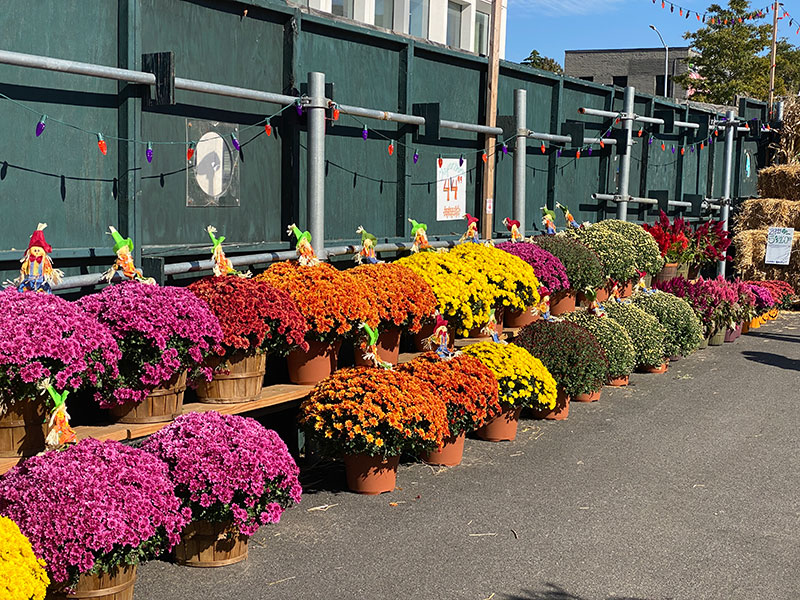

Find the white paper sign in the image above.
[
  {"left": 486, "top": 197, "right": 494, "bottom": 215},
  {"left": 765, "top": 227, "right": 794, "bottom": 265},
  {"left": 436, "top": 158, "right": 466, "bottom": 221}
]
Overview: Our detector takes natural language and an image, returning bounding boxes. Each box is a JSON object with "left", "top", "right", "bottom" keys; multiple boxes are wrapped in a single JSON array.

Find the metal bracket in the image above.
[
  {"left": 141, "top": 52, "right": 175, "bottom": 107},
  {"left": 412, "top": 103, "right": 441, "bottom": 142},
  {"left": 561, "top": 120, "right": 585, "bottom": 147}
]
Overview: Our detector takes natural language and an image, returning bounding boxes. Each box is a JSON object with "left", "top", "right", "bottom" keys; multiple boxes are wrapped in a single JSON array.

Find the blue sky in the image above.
[{"left": 504, "top": 0, "right": 792, "bottom": 65}]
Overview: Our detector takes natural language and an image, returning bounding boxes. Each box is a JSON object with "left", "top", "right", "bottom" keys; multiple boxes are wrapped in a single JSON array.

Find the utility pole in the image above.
[
  {"left": 768, "top": 0, "right": 779, "bottom": 118},
  {"left": 481, "top": 0, "right": 503, "bottom": 240}
]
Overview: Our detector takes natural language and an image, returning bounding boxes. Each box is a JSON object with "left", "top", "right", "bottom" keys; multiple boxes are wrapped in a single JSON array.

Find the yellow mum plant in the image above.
[
  {"left": 0, "top": 516, "right": 49, "bottom": 600},
  {"left": 461, "top": 342, "right": 557, "bottom": 410},
  {"left": 397, "top": 252, "right": 494, "bottom": 336},
  {"left": 450, "top": 244, "right": 541, "bottom": 311}
]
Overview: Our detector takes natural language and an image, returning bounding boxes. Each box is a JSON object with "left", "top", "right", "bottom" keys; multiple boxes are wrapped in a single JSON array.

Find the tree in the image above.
[
  {"left": 521, "top": 50, "right": 563, "bottom": 74},
  {"left": 675, "top": 0, "right": 800, "bottom": 104}
]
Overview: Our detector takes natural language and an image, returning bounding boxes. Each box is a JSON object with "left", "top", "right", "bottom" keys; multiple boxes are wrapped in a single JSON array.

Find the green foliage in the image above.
[
  {"left": 563, "top": 311, "right": 637, "bottom": 379},
  {"left": 565, "top": 225, "right": 638, "bottom": 284},
  {"left": 531, "top": 234, "right": 605, "bottom": 292},
  {"left": 631, "top": 291, "right": 703, "bottom": 357},
  {"left": 520, "top": 50, "right": 564, "bottom": 74},
  {"left": 674, "top": 0, "right": 800, "bottom": 104},
  {"left": 604, "top": 302, "right": 668, "bottom": 368},
  {"left": 593, "top": 220, "right": 665, "bottom": 276}
]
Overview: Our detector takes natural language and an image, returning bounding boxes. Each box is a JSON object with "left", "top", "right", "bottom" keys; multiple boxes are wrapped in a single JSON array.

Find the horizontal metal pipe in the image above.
[
  {"left": 440, "top": 119, "right": 504, "bottom": 136},
  {"left": 578, "top": 107, "right": 619, "bottom": 119},
  {"left": 337, "top": 103, "right": 425, "bottom": 125},
  {"left": 174, "top": 77, "right": 298, "bottom": 106},
  {"left": 526, "top": 131, "right": 571, "bottom": 143},
  {"left": 669, "top": 200, "right": 692, "bottom": 208},
  {"left": 52, "top": 272, "right": 124, "bottom": 291},
  {"left": 0, "top": 49, "right": 156, "bottom": 85},
  {"left": 584, "top": 137, "right": 617, "bottom": 146},
  {"left": 592, "top": 193, "right": 658, "bottom": 205},
  {"left": 673, "top": 120, "right": 700, "bottom": 130}
]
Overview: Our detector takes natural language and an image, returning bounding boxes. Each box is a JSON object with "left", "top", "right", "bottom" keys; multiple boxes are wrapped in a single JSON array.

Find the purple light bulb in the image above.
[
  {"left": 648, "top": 137, "right": 654, "bottom": 145},
  {"left": 459, "top": 155, "right": 464, "bottom": 166},
  {"left": 671, "top": 146, "right": 676, "bottom": 154},
  {"left": 501, "top": 143, "right": 508, "bottom": 155},
  {"left": 413, "top": 150, "right": 419, "bottom": 164},
  {"left": 146, "top": 142, "right": 153, "bottom": 163},
  {"left": 587, "top": 147, "right": 593, "bottom": 156},
  {"left": 231, "top": 133, "right": 241, "bottom": 151},
  {"left": 362, "top": 126, "right": 368, "bottom": 140},
  {"left": 35, "top": 115, "right": 47, "bottom": 137},
  {"left": 557, "top": 149, "right": 562, "bottom": 157},
  {"left": 296, "top": 101, "right": 303, "bottom": 116}
]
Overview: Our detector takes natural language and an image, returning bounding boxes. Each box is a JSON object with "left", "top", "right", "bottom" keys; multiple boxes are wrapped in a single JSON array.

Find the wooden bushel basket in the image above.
[
  {"left": 0, "top": 396, "right": 47, "bottom": 458},
  {"left": 109, "top": 371, "right": 187, "bottom": 424},
  {"left": 46, "top": 565, "right": 137, "bottom": 600},
  {"left": 174, "top": 520, "right": 249, "bottom": 567},
  {"left": 196, "top": 352, "right": 266, "bottom": 404}
]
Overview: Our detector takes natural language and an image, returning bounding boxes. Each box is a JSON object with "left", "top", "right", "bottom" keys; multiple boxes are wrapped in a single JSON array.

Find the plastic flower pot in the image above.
[
  {"left": 287, "top": 340, "right": 342, "bottom": 385},
  {"left": 109, "top": 371, "right": 187, "bottom": 424},
  {"left": 342, "top": 453, "right": 400, "bottom": 495},
  {"left": 620, "top": 280, "right": 635, "bottom": 298},
  {"left": 468, "top": 308, "right": 505, "bottom": 338},
  {"left": 0, "top": 397, "right": 47, "bottom": 458},
  {"left": 574, "top": 389, "right": 602, "bottom": 402},
  {"left": 607, "top": 375, "right": 629, "bottom": 387},
  {"left": 709, "top": 328, "right": 726, "bottom": 346},
  {"left": 505, "top": 307, "right": 539, "bottom": 328},
  {"left": 654, "top": 263, "right": 679, "bottom": 285},
  {"left": 698, "top": 336, "right": 709, "bottom": 349},
  {"left": 595, "top": 286, "right": 610, "bottom": 303},
  {"left": 742, "top": 321, "right": 750, "bottom": 335},
  {"left": 196, "top": 352, "right": 266, "bottom": 404},
  {"left": 420, "top": 432, "right": 466, "bottom": 466},
  {"left": 639, "top": 362, "right": 668, "bottom": 374},
  {"left": 724, "top": 328, "right": 737, "bottom": 343},
  {"left": 174, "top": 520, "right": 249, "bottom": 568},
  {"left": 354, "top": 327, "right": 402, "bottom": 367},
  {"left": 475, "top": 405, "right": 522, "bottom": 442},
  {"left": 529, "top": 388, "right": 569, "bottom": 421},
  {"left": 549, "top": 289, "right": 577, "bottom": 316},
  {"left": 47, "top": 565, "right": 137, "bottom": 600}
]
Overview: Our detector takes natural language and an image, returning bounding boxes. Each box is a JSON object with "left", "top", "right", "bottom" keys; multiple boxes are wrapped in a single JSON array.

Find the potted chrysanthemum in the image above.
[
  {"left": 399, "top": 352, "right": 501, "bottom": 465},
  {"left": 632, "top": 290, "right": 703, "bottom": 358},
  {"left": 0, "top": 515, "right": 49, "bottom": 600},
  {"left": 142, "top": 412, "right": 302, "bottom": 567},
  {"left": 565, "top": 224, "right": 638, "bottom": 301},
  {"left": 603, "top": 302, "right": 669, "bottom": 372},
  {"left": 563, "top": 310, "right": 636, "bottom": 386}
]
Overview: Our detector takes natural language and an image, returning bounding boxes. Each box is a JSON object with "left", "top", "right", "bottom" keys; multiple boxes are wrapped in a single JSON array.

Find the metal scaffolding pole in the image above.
[
  {"left": 616, "top": 86, "right": 636, "bottom": 221},
  {"left": 307, "top": 72, "right": 327, "bottom": 259},
  {"left": 513, "top": 89, "right": 527, "bottom": 236},
  {"left": 718, "top": 109, "right": 736, "bottom": 277}
]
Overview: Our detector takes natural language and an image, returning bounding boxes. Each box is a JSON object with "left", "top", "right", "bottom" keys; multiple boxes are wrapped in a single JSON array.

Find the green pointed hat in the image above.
[
  {"left": 361, "top": 323, "right": 379, "bottom": 346},
  {"left": 357, "top": 226, "right": 377, "bottom": 244},
  {"left": 540, "top": 207, "right": 556, "bottom": 220},
  {"left": 287, "top": 224, "right": 312, "bottom": 244},
  {"left": 408, "top": 218, "right": 427, "bottom": 235},
  {"left": 108, "top": 226, "right": 134, "bottom": 253},
  {"left": 45, "top": 385, "right": 69, "bottom": 409},
  {"left": 207, "top": 225, "right": 225, "bottom": 249}
]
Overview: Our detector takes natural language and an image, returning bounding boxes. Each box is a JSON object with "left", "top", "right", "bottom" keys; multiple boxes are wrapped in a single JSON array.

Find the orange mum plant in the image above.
[
  {"left": 350, "top": 263, "right": 437, "bottom": 333},
  {"left": 398, "top": 353, "right": 501, "bottom": 438},
  {"left": 256, "top": 262, "right": 379, "bottom": 343},
  {"left": 300, "top": 368, "right": 448, "bottom": 457}
]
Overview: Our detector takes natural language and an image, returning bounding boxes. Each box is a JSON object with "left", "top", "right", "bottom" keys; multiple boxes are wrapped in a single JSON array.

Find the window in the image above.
[
  {"left": 331, "top": 0, "right": 353, "bottom": 18},
  {"left": 409, "top": 0, "right": 429, "bottom": 37},
  {"left": 446, "top": 1, "right": 462, "bottom": 48},
  {"left": 374, "top": 0, "right": 394, "bottom": 29},
  {"left": 474, "top": 11, "right": 489, "bottom": 55},
  {"left": 580, "top": 76, "right": 594, "bottom": 82},
  {"left": 612, "top": 75, "right": 628, "bottom": 88},
  {"left": 655, "top": 74, "right": 673, "bottom": 97}
]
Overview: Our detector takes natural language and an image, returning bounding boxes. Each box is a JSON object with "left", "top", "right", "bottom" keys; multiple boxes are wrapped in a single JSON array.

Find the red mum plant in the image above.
[
  {"left": 398, "top": 352, "right": 501, "bottom": 438},
  {"left": 188, "top": 277, "right": 309, "bottom": 359}
]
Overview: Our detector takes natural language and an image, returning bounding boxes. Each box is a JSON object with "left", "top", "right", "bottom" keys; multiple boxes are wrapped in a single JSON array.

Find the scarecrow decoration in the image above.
[
  {"left": 408, "top": 218, "right": 431, "bottom": 253},
  {"left": 359, "top": 323, "right": 392, "bottom": 369},
  {"left": 503, "top": 218, "right": 523, "bottom": 243},
  {"left": 541, "top": 207, "right": 557, "bottom": 235},
  {"left": 44, "top": 385, "right": 76, "bottom": 451},
  {"left": 460, "top": 213, "right": 480, "bottom": 244},
  {"left": 355, "top": 226, "right": 380, "bottom": 264},
  {"left": 287, "top": 223, "right": 320, "bottom": 266},
  {"left": 208, "top": 226, "right": 250, "bottom": 278},
  {"left": 556, "top": 202, "right": 581, "bottom": 229},
  {"left": 15, "top": 223, "right": 63, "bottom": 293},
  {"left": 104, "top": 226, "right": 155, "bottom": 284}
]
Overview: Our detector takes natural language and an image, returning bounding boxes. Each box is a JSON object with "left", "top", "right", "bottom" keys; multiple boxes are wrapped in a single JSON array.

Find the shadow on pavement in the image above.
[
  {"left": 297, "top": 457, "right": 347, "bottom": 494},
  {"left": 741, "top": 350, "right": 800, "bottom": 372},
  {"left": 747, "top": 332, "right": 800, "bottom": 344},
  {"left": 501, "top": 583, "right": 653, "bottom": 600}
]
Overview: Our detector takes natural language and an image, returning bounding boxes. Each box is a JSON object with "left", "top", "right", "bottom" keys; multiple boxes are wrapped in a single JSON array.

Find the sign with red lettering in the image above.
[{"left": 436, "top": 158, "right": 466, "bottom": 221}]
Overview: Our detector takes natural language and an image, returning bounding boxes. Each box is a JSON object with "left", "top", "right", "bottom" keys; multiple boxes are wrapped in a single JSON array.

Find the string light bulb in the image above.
[
  {"left": 638, "top": 128, "right": 643, "bottom": 137},
  {"left": 680, "top": 147, "right": 685, "bottom": 155},
  {"left": 599, "top": 140, "right": 605, "bottom": 149},
  {"left": 264, "top": 120, "right": 272, "bottom": 136},
  {"left": 35, "top": 115, "right": 47, "bottom": 137},
  {"left": 438, "top": 154, "right": 443, "bottom": 168},
  {"left": 459, "top": 154, "right": 464, "bottom": 166},
  {"left": 332, "top": 104, "right": 340, "bottom": 121},
  {"left": 146, "top": 142, "right": 153, "bottom": 163},
  {"left": 501, "top": 143, "right": 508, "bottom": 155},
  {"left": 96, "top": 133, "right": 107, "bottom": 156},
  {"left": 388, "top": 143, "right": 394, "bottom": 156},
  {"left": 540, "top": 143, "right": 546, "bottom": 154},
  {"left": 576, "top": 149, "right": 581, "bottom": 159},
  {"left": 362, "top": 125, "right": 368, "bottom": 140},
  {"left": 661, "top": 143, "right": 666, "bottom": 151},
  {"left": 413, "top": 150, "right": 419, "bottom": 164},
  {"left": 557, "top": 149, "right": 562, "bottom": 157},
  {"left": 482, "top": 151, "right": 488, "bottom": 163},
  {"left": 587, "top": 146, "right": 593, "bottom": 156},
  {"left": 230, "top": 133, "right": 241, "bottom": 152},
  {"left": 295, "top": 100, "right": 303, "bottom": 116},
  {"left": 187, "top": 142, "right": 195, "bottom": 162}
]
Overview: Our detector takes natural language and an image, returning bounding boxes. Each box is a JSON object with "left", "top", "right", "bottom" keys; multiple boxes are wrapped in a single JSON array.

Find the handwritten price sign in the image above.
[
  {"left": 765, "top": 227, "right": 794, "bottom": 266},
  {"left": 436, "top": 158, "right": 466, "bottom": 221}
]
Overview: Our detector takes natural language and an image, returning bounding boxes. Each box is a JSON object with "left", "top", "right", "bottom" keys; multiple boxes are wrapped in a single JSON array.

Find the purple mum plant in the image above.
[
  {"left": 142, "top": 412, "right": 302, "bottom": 537},
  {"left": 495, "top": 241, "right": 570, "bottom": 294},
  {"left": 747, "top": 284, "right": 775, "bottom": 311},
  {"left": 0, "top": 438, "right": 190, "bottom": 589},
  {"left": 0, "top": 290, "right": 120, "bottom": 408},
  {"left": 77, "top": 283, "right": 223, "bottom": 407}
]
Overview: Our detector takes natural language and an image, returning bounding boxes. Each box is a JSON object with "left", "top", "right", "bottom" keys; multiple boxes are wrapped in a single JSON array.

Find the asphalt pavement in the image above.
[{"left": 136, "top": 313, "right": 800, "bottom": 600}]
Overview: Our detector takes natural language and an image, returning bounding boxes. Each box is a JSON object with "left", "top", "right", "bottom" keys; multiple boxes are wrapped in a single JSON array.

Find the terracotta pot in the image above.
[
  {"left": 109, "top": 371, "right": 187, "bottom": 424},
  {"left": 420, "top": 432, "right": 465, "bottom": 466},
  {"left": 0, "top": 396, "right": 47, "bottom": 458},
  {"left": 505, "top": 308, "right": 539, "bottom": 328},
  {"left": 343, "top": 453, "right": 399, "bottom": 494},
  {"left": 709, "top": 328, "right": 726, "bottom": 346},
  {"left": 174, "top": 520, "right": 248, "bottom": 567},
  {"left": 475, "top": 405, "right": 522, "bottom": 442},
  {"left": 354, "top": 327, "right": 402, "bottom": 367},
  {"left": 653, "top": 263, "right": 679, "bottom": 285},
  {"left": 46, "top": 565, "right": 136, "bottom": 600},
  {"left": 530, "top": 388, "right": 569, "bottom": 421},
  {"left": 468, "top": 307, "right": 505, "bottom": 338},
  {"left": 620, "top": 281, "right": 634, "bottom": 298},
  {"left": 196, "top": 352, "right": 266, "bottom": 404},
  {"left": 287, "top": 340, "right": 341, "bottom": 385},
  {"left": 413, "top": 322, "right": 455, "bottom": 352},
  {"left": 607, "top": 375, "right": 629, "bottom": 387},
  {"left": 549, "top": 290, "right": 577, "bottom": 316},
  {"left": 595, "top": 287, "right": 610, "bottom": 303},
  {"left": 639, "top": 362, "right": 668, "bottom": 374},
  {"left": 574, "top": 389, "right": 602, "bottom": 402}
]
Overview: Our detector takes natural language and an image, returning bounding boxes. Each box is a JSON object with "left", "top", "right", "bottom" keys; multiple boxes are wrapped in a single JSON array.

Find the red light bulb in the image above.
[{"left": 97, "top": 133, "right": 107, "bottom": 156}]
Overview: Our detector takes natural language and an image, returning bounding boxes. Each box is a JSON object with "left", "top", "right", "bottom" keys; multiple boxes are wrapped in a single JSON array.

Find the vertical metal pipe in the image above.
[
  {"left": 616, "top": 86, "right": 635, "bottom": 221},
  {"left": 718, "top": 109, "right": 735, "bottom": 277},
  {"left": 513, "top": 89, "right": 527, "bottom": 237},
  {"left": 775, "top": 101, "right": 785, "bottom": 125},
  {"left": 307, "top": 72, "right": 326, "bottom": 259}
]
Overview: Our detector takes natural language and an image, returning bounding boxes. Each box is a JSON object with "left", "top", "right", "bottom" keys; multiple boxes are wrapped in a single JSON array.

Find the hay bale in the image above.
[
  {"left": 733, "top": 228, "right": 800, "bottom": 290},
  {"left": 758, "top": 165, "right": 800, "bottom": 201},
  {"left": 734, "top": 198, "right": 800, "bottom": 232}
]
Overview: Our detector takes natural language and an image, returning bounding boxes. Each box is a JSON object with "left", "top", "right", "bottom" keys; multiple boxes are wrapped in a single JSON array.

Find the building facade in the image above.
[
  {"left": 564, "top": 47, "right": 698, "bottom": 99},
  {"left": 303, "top": 0, "right": 506, "bottom": 58}
]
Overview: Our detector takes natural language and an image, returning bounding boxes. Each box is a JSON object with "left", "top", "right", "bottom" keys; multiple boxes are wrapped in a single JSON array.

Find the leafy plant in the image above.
[
  {"left": 530, "top": 234, "right": 605, "bottom": 292},
  {"left": 461, "top": 342, "right": 557, "bottom": 410},
  {"left": 514, "top": 320, "right": 609, "bottom": 397},
  {"left": 398, "top": 352, "right": 501, "bottom": 437},
  {"left": 631, "top": 291, "right": 703, "bottom": 357},
  {"left": 495, "top": 241, "right": 570, "bottom": 294},
  {"left": 593, "top": 219, "right": 664, "bottom": 276},
  {"left": 643, "top": 210, "right": 693, "bottom": 264},
  {"left": 603, "top": 302, "right": 668, "bottom": 368},
  {"left": 692, "top": 219, "right": 732, "bottom": 267},
  {"left": 562, "top": 311, "right": 636, "bottom": 379},
  {"left": 565, "top": 225, "right": 638, "bottom": 284}
]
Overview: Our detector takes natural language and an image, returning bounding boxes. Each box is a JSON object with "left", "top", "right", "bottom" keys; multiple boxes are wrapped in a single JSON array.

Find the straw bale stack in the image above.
[
  {"left": 734, "top": 197, "right": 800, "bottom": 231},
  {"left": 733, "top": 228, "right": 800, "bottom": 289},
  {"left": 758, "top": 165, "right": 800, "bottom": 201}
]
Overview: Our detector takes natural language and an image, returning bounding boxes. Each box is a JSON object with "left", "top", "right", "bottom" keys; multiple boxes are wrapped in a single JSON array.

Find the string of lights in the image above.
[{"left": 648, "top": 0, "right": 777, "bottom": 25}]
